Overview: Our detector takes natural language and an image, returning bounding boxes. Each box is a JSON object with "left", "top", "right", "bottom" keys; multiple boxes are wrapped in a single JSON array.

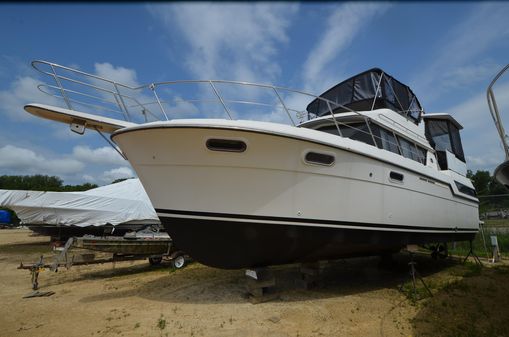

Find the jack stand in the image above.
[
  {"left": 462, "top": 240, "right": 483, "bottom": 266},
  {"left": 297, "top": 261, "right": 323, "bottom": 289},
  {"left": 245, "top": 268, "right": 278, "bottom": 304},
  {"left": 30, "top": 255, "right": 44, "bottom": 290},
  {"left": 399, "top": 254, "right": 433, "bottom": 301}
]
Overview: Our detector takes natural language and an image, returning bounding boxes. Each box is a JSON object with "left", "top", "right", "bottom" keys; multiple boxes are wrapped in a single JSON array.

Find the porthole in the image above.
[
  {"left": 304, "top": 152, "right": 335, "bottom": 166},
  {"left": 206, "top": 139, "right": 247, "bottom": 153},
  {"left": 389, "top": 171, "right": 404, "bottom": 182}
]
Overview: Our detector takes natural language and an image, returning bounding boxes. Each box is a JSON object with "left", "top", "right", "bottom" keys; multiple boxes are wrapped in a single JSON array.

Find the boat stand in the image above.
[
  {"left": 297, "top": 261, "right": 324, "bottom": 289},
  {"left": 244, "top": 268, "right": 278, "bottom": 304},
  {"left": 462, "top": 240, "right": 483, "bottom": 266},
  {"left": 399, "top": 253, "right": 433, "bottom": 301}
]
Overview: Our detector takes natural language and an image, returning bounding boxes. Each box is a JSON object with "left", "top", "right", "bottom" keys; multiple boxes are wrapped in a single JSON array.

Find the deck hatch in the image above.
[{"left": 206, "top": 139, "right": 247, "bottom": 153}]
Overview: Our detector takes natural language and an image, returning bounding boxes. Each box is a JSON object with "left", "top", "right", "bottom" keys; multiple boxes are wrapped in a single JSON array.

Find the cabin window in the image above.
[
  {"left": 390, "top": 171, "right": 404, "bottom": 182},
  {"left": 416, "top": 147, "right": 427, "bottom": 165},
  {"left": 316, "top": 122, "right": 427, "bottom": 165},
  {"left": 455, "top": 181, "right": 477, "bottom": 197},
  {"left": 206, "top": 139, "right": 247, "bottom": 152},
  {"left": 305, "top": 152, "right": 335, "bottom": 166},
  {"left": 397, "top": 136, "right": 417, "bottom": 161},
  {"left": 379, "top": 128, "right": 400, "bottom": 154},
  {"left": 317, "top": 122, "right": 379, "bottom": 147},
  {"left": 425, "top": 119, "right": 465, "bottom": 162}
]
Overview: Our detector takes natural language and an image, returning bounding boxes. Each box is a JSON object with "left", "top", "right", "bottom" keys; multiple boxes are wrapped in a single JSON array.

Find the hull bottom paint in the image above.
[{"left": 158, "top": 213, "right": 476, "bottom": 269}]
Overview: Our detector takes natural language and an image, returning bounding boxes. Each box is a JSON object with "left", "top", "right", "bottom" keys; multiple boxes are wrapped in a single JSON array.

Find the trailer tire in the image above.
[{"left": 172, "top": 254, "right": 186, "bottom": 269}]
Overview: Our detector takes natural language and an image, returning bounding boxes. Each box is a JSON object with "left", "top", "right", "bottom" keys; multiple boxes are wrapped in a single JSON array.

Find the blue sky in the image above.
[{"left": 0, "top": 2, "right": 508, "bottom": 185}]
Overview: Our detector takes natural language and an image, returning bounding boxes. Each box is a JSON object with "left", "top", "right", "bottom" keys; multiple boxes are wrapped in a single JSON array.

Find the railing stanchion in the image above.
[
  {"left": 113, "top": 83, "right": 131, "bottom": 122},
  {"left": 209, "top": 81, "right": 233, "bottom": 120},
  {"left": 326, "top": 101, "right": 342, "bottom": 137},
  {"left": 273, "top": 88, "right": 295, "bottom": 126},
  {"left": 371, "top": 72, "right": 384, "bottom": 111},
  {"left": 50, "top": 64, "right": 73, "bottom": 110},
  {"left": 150, "top": 84, "right": 168, "bottom": 121},
  {"left": 365, "top": 117, "right": 378, "bottom": 147}
]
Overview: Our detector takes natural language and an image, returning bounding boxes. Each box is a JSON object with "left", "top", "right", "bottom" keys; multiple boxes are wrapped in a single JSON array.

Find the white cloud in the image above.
[
  {"left": 148, "top": 3, "right": 298, "bottom": 82},
  {"left": 440, "top": 62, "right": 502, "bottom": 91},
  {"left": 101, "top": 167, "right": 135, "bottom": 183},
  {"left": 0, "top": 76, "right": 60, "bottom": 121},
  {"left": 82, "top": 174, "right": 96, "bottom": 183},
  {"left": 72, "top": 145, "right": 127, "bottom": 166},
  {"left": 0, "top": 144, "right": 84, "bottom": 175},
  {"left": 444, "top": 80, "right": 509, "bottom": 172},
  {"left": 94, "top": 62, "right": 139, "bottom": 87},
  {"left": 412, "top": 3, "right": 509, "bottom": 101},
  {"left": 146, "top": 3, "right": 299, "bottom": 122},
  {"left": 302, "top": 3, "right": 389, "bottom": 93}
]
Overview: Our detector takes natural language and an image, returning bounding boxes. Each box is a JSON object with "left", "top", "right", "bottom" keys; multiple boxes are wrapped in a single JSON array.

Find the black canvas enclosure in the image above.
[{"left": 306, "top": 68, "right": 423, "bottom": 124}]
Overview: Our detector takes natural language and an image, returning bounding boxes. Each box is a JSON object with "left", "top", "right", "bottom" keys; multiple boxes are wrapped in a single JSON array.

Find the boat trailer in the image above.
[{"left": 18, "top": 235, "right": 188, "bottom": 291}]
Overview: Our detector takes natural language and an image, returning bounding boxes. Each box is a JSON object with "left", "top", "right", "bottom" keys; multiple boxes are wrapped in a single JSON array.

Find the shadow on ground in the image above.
[
  {"left": 0, "top": 240, "right": 52, "bottom": 258},
  {"left": 78, "top": 253, "right": 458, "bottom": 305}
]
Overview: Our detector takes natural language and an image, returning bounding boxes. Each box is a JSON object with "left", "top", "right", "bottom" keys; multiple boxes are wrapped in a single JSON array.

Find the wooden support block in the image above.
[
  {"left": 245, "top": 277, "right": 276, "bottom": 290},
  {"left": 248, "top": 292, "right": 279, "bottom": 304}
]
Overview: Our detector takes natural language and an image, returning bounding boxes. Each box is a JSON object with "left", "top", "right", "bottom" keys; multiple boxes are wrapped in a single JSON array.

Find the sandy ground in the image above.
[{"left": 1, "top": 229, "right": 508, "bottom": 337}]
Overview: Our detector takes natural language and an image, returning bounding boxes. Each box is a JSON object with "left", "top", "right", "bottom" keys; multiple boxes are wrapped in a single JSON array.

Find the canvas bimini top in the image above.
[{"left": 306, "top": 68, "right": 423, "bottom": 124}]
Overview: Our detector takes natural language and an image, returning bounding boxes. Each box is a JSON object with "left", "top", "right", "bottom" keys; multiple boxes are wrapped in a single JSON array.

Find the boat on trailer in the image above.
[{"left": 23, "top": 61, "right": 479, "bottom": 269}]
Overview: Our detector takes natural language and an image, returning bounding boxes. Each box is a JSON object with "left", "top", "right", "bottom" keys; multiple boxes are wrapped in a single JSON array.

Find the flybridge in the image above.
[{"left": 306, "top": 68, "right": 424, "bottom": 124}]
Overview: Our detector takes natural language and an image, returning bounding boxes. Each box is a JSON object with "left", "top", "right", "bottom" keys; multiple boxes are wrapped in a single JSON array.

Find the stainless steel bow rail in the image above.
[
  {"left": 487, "top": 64, "right": 509, "bottom": 160},
  {"left": 486, "top": 64, "right": 509, "bottom": 187},
  {"left": 32, "top": 60, "right": 426, "bottom": 162}
]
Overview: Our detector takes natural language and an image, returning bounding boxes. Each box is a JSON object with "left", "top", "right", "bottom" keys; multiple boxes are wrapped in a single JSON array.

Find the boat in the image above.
[
  {"left": 0, "top": 178, "right": 160, "bottom": 241},
  {"left": 487, "top": 64, "right": 509, "bottom": 188},
  {"left": 23, "top": 60, "right": 479, "bottom": 269}
]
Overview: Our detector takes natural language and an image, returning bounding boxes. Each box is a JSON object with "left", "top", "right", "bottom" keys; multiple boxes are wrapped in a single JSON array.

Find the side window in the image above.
[
  {"left": 316, "top": 125, "right": 341, "bottom": 136},
  {"left": 339, "top": 123, "right": 377, "bottom": 146},
  {"left": 416, "top": 146, "right": 427, "bottom": 165},
  {"left": 316, "top": 122, "right": 379, "bottom": 147},
  {"left": 379, "top": 128, "right": 400, "bottom": 154},
  {"left": 397, "top": 136, "right": 422, "bottom": 163}
]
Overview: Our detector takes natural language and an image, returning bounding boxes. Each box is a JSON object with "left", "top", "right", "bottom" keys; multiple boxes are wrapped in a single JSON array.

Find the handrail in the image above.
[
  {"left": 487, "top": 64, "right": 509, "bottom": 160},
  {"left": 31, "top": 59, "right": 427, "bottom": 164},
  {"left": 31, "top": 60, "right": 362, "bottom": 124}
]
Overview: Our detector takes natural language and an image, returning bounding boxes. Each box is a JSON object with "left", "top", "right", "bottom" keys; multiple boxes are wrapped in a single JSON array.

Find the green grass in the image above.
[{"left": 448, "top": 226, "right": 509, "bottom": 258}]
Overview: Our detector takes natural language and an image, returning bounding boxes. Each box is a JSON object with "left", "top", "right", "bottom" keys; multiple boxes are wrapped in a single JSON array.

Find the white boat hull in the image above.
[{"left": 112, "top": 120, "right": 479, "bottom": 269}]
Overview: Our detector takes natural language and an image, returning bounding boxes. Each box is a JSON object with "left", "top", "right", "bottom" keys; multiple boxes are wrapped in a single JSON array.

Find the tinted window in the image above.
[
  {"left": 397, "top": 136, "right": 416, "bottom": 160},
  {"left": 416, "top": 147, "right": 427, "bottom": 165},
  {"left": 379, "top": 128, "right": 400, "bottom": 154},
  {"left": 455, "top": 181, "right": 477, "bottom": 197},
  {"left": 317, "top": 122, "right": 378, "bottom": 147}
]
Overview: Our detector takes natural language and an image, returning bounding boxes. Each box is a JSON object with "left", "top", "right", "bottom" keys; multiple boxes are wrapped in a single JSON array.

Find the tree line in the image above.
[
  {"left": 0, "top": 175, "right": 97, "bottom": 192},
  {"left": 467, "top": 170, "right": 508, "bottom": 212}
]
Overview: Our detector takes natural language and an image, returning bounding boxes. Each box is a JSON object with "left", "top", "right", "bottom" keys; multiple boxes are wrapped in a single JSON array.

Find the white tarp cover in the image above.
[{"left": 0, "top": 179, "right": 159, "bottom": 227}]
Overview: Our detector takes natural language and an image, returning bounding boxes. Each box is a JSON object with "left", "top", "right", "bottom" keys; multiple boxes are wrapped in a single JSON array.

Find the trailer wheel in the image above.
[
  {"left": 149, "top": 257, "right": 162, "bottom": 265},
  {"left": 172, "top": 254, "right": 186, "bottom": 269}
]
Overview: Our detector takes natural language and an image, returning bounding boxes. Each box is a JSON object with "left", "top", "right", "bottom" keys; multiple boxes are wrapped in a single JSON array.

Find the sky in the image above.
[{"left": 0, "top": 2, "right": 508, "bottom": 185}]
